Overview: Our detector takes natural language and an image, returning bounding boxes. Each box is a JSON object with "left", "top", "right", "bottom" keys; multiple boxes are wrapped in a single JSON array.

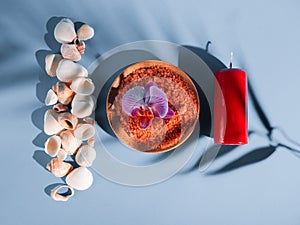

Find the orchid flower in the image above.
[{"left": 122, "top": 82, "right": 175, "bottom": 129}]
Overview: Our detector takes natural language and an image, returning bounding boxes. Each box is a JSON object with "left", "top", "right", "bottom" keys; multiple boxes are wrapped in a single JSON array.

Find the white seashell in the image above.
[
  {"left": 66, "top": 167, "right": 93, "bottom": 191},
  {"left": 46, "top": 158, "right": 73, "bottom": 177},
  {"left": 57, "top": 112, "right": 78, "bottom": 130},
  {"left": 83, "top": 116, "right": 96, "bottom": 125},
  {"left": 60, "top": 130, "right": 82, "bottom": 155},
  {"left": 53, "top": 103, "right": 68, "bottom": 112},
  {"left": 87, "top": 137, "right": 95, "bottom": 147},
  {"left": 74, "top": 124, "right": 95, "bottom": 141},
  {"left": 44, "top": 135, "right": 61, "bottom": 157},
  {"left": 75, "top": 145, "right": 96, "bottom": 167},
  {"left": 54, "top": 18, "right": 76, "bottom": 44},
  {"left": 90, "top": 95, "right": 96, "bottom": 110},
  {"left": 51, "top": 184, "right": 74, "bottom": 202},
  {"left": 77, "top": 24, "right": 94, "bottom": 41},
  {"left": 44, "top": 110, "right": 64, "bottom": 135},
  {"left": 45, "top": 54, "right": 63, "bottom": 76},
  {"left": 56, "top": 59, "right": 88, "bottom": 82},
  {"left": 52, "top": 82, "right": 75, "bottom": 105},
  {"left": 70, "top": 77, "right": 95, "bottom": 95},
  {"left": 71, "top": 94, "right": 94, "bottom": 118},
  {"left": 45, "top": 89, "right": 58, "bottom": 106},
  {"left": 61, "top": 44, "right": 81, "bottom": 62},
  {"left": 57, "top": 149, "right": 68, "bottom": 161}
]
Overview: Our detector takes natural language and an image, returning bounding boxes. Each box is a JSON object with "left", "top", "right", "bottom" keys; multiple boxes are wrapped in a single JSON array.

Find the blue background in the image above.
[{"left": 1, "top": 0, "right": 300, "bottom": 224}]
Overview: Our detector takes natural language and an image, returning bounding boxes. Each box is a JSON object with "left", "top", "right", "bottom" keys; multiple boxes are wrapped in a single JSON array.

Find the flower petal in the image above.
[
  {"left": 122, "top": 86, "right": 145, "bottom": 116},
  {"left": 146, "top": 86, "right": 168, "bottom": 118},
  {"left": 163, "top": 107, "right": 175, "bottom": 119},
  {"left": 139, "top": 117, "right": 153, "bottom": 130},
  {"left": 131, "top": 107, "right": 140, "bottom": 117},
  {"left": 144, "top": 82, "right": 158, "bottom": 104}
]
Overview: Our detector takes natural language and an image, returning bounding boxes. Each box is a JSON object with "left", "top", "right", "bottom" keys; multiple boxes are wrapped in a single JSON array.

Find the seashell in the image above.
[
  {"left": 77, "top": 24, "right": 94, "bottom": 41},
  {"left": 75, "top": 145, "right": 96, "bottom": 167},
  {"left": 44, "top": 110, "right": 64, "bottom": 135},
  {"left": 45, "top": 89, "right": 58, "bottom": 106},
  {"left": 70, "top": 77, "right": 95, "bottom": 95},
  {"left": 71, "top": 94, "right": 94, "bottom": 118},
  {"left": 57, "top": 112, "right": 78, "bottom": 130},
  {"left": 76, "top": 41, "right": 85, "bottom": 55},
  {"left": 66, "top": 167, "right": 93, "bottom": 191},
  {"left": 87, "top": 137, "right": 95, "bottom": 147},
  {"left": 56, "top": 59, "right": 88, "bottom": 83},
  {"left": 74, "top": 123, "right": 95, "bottom": 141},
  {"left": 46, "top": 158, "right": 73, "bottom": 178},
  {"left": 61, "top": 44, "right": 81, "bottom": 62},
  {"left": 90, "top": 95, "right": 96, "bottom": 110},
  {"left": 57, "top": 149, "right": 68, "bottom": 161},
  {"left": 52, "top": 82, "right": 75, "bottom": 105},
  {"left": 45, "top": 54, "right": 63, "bottom": 76},
  {"left": 45, "top": 135, "right": 61, "bottom": 157},
  {"left": 54, "top": 18, "right": 76, "bottom": 44},
  {"left": 51, "top": 184, "right": 74, "bottom": 202},
  {"left": 83, "top": 116, "right": 96, "bottom": 125},
  {"left": 60, "top": 130, "right": 82, "bottom": 155},
  {"left": 53, "top": 103, "right": 68, "bottom": 112}
]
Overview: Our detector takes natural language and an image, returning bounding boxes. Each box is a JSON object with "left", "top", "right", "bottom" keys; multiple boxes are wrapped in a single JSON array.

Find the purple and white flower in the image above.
[{"left": 122, "top": 82, "right": 174, "bottom": 129}]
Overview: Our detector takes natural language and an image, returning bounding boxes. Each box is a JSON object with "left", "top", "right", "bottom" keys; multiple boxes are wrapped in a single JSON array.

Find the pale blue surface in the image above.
[{"left": 1, "top": 0, "right": 300, "bottom": 225}]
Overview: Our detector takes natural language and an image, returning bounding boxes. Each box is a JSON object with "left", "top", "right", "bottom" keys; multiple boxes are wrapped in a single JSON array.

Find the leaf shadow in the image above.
[{"left": 248, "top": 79, "right": 273, "bottom": 135}]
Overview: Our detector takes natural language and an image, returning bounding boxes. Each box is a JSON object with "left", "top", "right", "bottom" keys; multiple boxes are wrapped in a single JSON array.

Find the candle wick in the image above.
[
  {"left": 205, "top": 41, "right": 212, "bottom": 52},
  {"left": 229, "top": 52, "right": 233, "bottom": 69}
]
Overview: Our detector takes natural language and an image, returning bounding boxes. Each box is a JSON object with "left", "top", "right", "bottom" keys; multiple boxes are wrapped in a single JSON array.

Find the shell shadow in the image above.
[
  {"left": 32, "top": 17, "right": 62, "bottom": 173},
  {"left": 44, "top": 16, "right": 64, "bottom": 53},
  {"left": 44, "top": 183, "right": 66, "bottom": 198},
  {"left": 32, "top": 150, "right": 52, "bottom": 170},
  {"left": 32, "top": 16, "right": 62, "bottom": 151}
]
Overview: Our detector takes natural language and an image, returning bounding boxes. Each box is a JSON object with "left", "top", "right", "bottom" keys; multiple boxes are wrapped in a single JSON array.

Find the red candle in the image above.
[{"left": 214, "top": 53, "right": 248, "bottom": 144}]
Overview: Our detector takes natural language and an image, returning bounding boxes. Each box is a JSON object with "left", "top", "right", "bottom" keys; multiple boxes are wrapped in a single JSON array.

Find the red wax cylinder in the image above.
[{"left": 214, "top": 68, "right": 248, "bottom": 144}]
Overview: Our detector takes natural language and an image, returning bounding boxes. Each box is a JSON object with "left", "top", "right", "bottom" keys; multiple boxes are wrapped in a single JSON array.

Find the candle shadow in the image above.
[{"left": 206, "top": 145, "right": 277, "bottom": 175}]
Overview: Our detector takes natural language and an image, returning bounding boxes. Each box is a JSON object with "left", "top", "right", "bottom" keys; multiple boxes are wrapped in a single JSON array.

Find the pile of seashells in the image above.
[{"left": 43, "top": 18, "right": 96, "bottom": 201}]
